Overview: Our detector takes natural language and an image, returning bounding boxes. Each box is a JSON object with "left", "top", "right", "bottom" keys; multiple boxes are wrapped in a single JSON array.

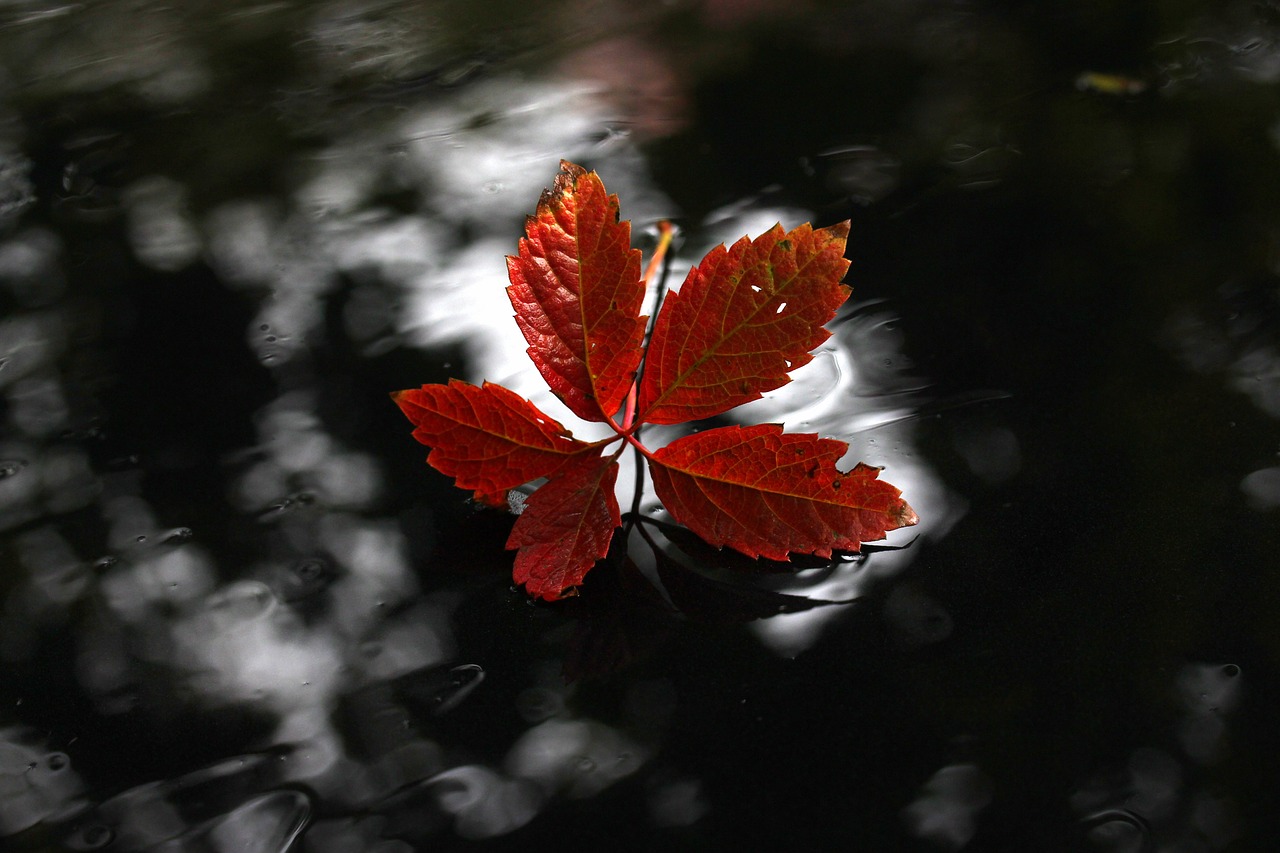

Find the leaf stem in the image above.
[
  {"left": 620, "top": 220, "right": 675, "bottom": 433},
  {"left": 615, "top": 220, "right": 675, "bottom": 519},
  {"left": 611, "top": 424, "right": 656, "bottom": 460},
  {"left": 641, "top": 220, "right": 675, "bottom": 288},
  {"left": 621, "top": 378, "right": 638, "bottom": 431}
]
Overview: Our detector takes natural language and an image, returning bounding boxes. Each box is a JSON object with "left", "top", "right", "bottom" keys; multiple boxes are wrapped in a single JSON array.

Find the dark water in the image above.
[{"left": 2, "top": 1, "right": 1279, "bottom": 850}]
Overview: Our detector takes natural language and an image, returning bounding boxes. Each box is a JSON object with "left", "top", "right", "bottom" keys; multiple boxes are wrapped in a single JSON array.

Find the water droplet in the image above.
[
  {"left": 575, "top": 756, "right": 596, "bottom": 773},
  {"left": 1222, "top": 664, "right": 1240, "bottom": 677},
  {"left": 450, "top": 664, "right": 484, "bottom": 689},
  {"left": 0, "top": 459, "right": 27, "bottom": 479},
  {"left": 135, "top": 535, "right": 147, "bottom": 543},
  {"left": 207, "top": 580, "right": 277, "bottom": 620},
  {"left": 45, "top": 752, "right": 69, "bottom": 771},
  {"left": 264, "top": 491, "right": 316, "bottom": 515},
  {"left": 293, "top": 558, "right": 325, "bottom": 581},
  {"left": 259, "top": 324, "right": 270, "bottom": 331},
  {"left": 92, "top": 555, "right": 118, "bottom": 572},
  {"left": 418, "top": 664, "right": 486, "bottom": 715},
  {"left": 281, "top": 558, "right": 330, "bottom": 601},
  {"left": 76, "top": 824, "right": 114, "bottom": 849},
  {"left": 161, "top": 527, "right": 193, "bottom": 544}
]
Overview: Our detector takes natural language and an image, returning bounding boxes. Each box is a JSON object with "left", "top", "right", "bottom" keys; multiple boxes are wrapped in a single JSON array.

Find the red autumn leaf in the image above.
[
  {"left": 394, "top": 161, "right": 917, "bottom": 600},
  {"left": 508, "top": 452, "right": 621, "bottom": 601},
  {"left": 391, "top": 380, "right": 594, "bottom": 505},
  {"left": 506, "top": 160, "right": 648, "bottom": 423},
  {"left": 647, "top": 424, "right": 917, "bottom": 561},
  {"left": 637, "top": 221, "right": 851, "bottom": 425}
]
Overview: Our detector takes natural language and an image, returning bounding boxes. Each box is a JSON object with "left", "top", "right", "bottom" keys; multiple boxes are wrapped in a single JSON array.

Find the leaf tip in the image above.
[
  {"left": 824, "top": 219, "right": 852, "bottom": 240},
  {"left": 555, "top": 160, "right": 590, "bottom": 191}
]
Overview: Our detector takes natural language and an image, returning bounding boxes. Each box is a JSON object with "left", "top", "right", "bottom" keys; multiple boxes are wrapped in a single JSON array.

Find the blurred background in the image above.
[{"left": 1, "top": 0, "right": 1278, "bottom": 850}]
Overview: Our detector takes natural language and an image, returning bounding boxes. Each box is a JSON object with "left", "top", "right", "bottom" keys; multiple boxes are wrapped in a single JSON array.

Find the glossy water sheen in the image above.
[{"left": 2, "top": 1, "right": 1279, "bottom": 850}]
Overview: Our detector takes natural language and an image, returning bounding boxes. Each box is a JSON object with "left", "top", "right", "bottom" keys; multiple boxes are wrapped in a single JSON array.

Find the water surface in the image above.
[{"left": 2, "top": 0, "right": 1279, "bottom": 850}]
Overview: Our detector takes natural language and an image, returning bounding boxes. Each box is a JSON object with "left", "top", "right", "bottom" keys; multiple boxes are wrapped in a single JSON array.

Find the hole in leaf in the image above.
[
  {"left": 776, "top": 302, "right": 787, "bottom": 314},
  {"left": 750, "top": 285, "right": 762, "bottom": 293}
]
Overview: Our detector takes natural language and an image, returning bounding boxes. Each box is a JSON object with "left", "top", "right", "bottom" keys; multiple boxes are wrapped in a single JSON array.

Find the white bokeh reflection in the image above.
[
  {"left": 505, "top": 718, "right": 645, "bottom": 799},
  {"left": 1073, "top": 664, "right": 1243, "bottom": 851},
  {"left": 648, "top": 777, "right": 707, "bottom": 828},
  {"left": 0, "top": 227, "right": 62, "bottom": 306},
  {"left": 902, "top": 763, "right": 992, "bottom": 850},
  {"left": 305, "top": 818, "right": 414, "bottom": 853},
  {"left": 430, "top": 765, "right": 542, "bottom": 840},
  {"left": 236, "top": 393, "right": 382, "bottom": 513},
  {"left": 1164, "top": 306, "right": 1280, "bottom": 419},
  {"left": 303, "top": 0, "right": 448, "bottom": 87},
  {"left": 0, "top": 311, "right": 68, "bottom": 393},
  {"left": 176, "top": 582, "right": 344, "bottom": 712},
  {"left": 35, "top": 752, "right": 316, "bottom": 852},
  {"left": 193, "top": 790, "right": 311, "bottom": 853},
  {"left": 1156, "top": 11, "right": 1280, "bottom": 91},
  {"left": 951, "top": 422, "right": 1021, "bottom": 484},
  {"left": 204, "top": 200, "right": 287, "bottom": 288},
  {"left": 398, "top": 77, "right": 618, "bottom": 227},
  {"left": 6, "top": 2, "right": 210, "bottom": 105},
  {"left": 2, "top": 18, "right": 961, "bottom": 848},
  {"left": 1240, "top": 466, "right": 1280, "bottom": 509},
  {"left": 13, "top": 526, "right": 94, "bottom": 612},
  {"left": 122, "top": 175, "right": 202, "bottom": 272},
  {"left": 1176, "top": 662, "right": 1242, "bottom": 765},
  {"left": 0, "top": 147, "right": 36, "bottom": 231},
  {"left": 420, "top": 715, "right": 647, "bottom": 840},
  {"left": 0, "top": 730, "right": 84, "bottom": 837}
]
